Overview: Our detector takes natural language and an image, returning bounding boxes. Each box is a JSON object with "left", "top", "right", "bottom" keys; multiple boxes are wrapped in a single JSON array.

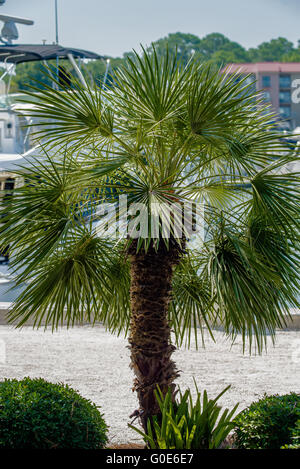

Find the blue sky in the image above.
[{"left": 0, "top": 0, "right": 299, "bottom": 57}]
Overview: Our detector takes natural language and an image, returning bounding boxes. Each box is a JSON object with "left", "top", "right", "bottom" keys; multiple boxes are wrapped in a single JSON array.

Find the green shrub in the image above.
[
  {"left": 234, "top": 393, "right": 300, "bottom": 449},
  {"left": 281, "top": 420, "right": 300, "bottom": 449},
  {"left": 0, "top": 377, "right": 108, "bottom": 449},
  {"left": 130, "top": 384, "right": 238, "bottom": 449}
]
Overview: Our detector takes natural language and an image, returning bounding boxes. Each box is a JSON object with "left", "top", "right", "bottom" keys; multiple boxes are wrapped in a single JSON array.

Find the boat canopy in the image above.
[{"left": 0, "top": 44, "right": 105, "bottom": 64}]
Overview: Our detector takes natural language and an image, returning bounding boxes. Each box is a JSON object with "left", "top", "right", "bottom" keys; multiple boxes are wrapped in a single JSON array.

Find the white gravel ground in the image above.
[{"left": 0, "top": 325, "right": 299, "bottom": 445}]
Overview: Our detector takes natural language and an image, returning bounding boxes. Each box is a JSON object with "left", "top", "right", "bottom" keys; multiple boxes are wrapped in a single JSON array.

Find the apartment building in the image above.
[{"left": 223, "top": 62, "right": 300, "bottom": 130}]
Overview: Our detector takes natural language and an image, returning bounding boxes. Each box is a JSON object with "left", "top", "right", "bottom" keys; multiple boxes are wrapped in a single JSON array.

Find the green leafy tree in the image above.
[
  {"left": 282, "top": 48, "right": 300, "bottom": 62},
  {"left": 248, "top": 37, "right": 294, "bottom": 62},
  {"left": 8, "top": 58, "right": 122, "bottom": 93},
  {"left": 9, "top": 61, "right": 68, "bottom": 92},
  {"left": 84, "top": 57, "right": 125, "bottom": 87},
  {"left": 147, "top": 32, "right": 202, "bottom": 63},
  {"left": 8, "top": 62, "right": 48, "bottom": 92},
  {"left": 1, "top": 48, "right": 299, "bottom": 433},
  {"left": 197, "top": 33, "right": 232, "bottom": 58},
  {"left": 209, "top": 42, "right": 249, "bottom": 65},
  {"left": 149, "top": 32, "right": 249, "bottom": 66}
]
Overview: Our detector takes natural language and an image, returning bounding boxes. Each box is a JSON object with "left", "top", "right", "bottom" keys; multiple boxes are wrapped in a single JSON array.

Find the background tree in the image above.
[
  {"left": 248, "top": 37, "right": 294, "bottom": 62},
  {"left": 146, "top": 32, "right": 202, "bottom": 63},
  {"left": 5, "top": 34, "right": 300, "bottom": 93},
  {"left": 148, "top": 32, "right": 249, "bottom": 65},
  {"left": 8, "top": 61, "right": 54, "bottom": 92},
  {"left": 197, "top": 33, "right": 233, "bottom": 58},
  {"left": 209, "top": 41, "right": 249, "bottom": 65},
  {"left": 7, "top": 58, "right": 122, "bottom": 92},
  {"left": 1, "top": 49, "right": 299, "bottom": 433}
]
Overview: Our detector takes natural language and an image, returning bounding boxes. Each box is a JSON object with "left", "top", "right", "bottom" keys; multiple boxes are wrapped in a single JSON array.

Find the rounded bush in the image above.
[
  {"left": 0, "top": 377, "right": 108, "bottom": 449},
  {"left": 281, "top": 420, "right": 300, "bottom": 449},
  {"left": 234, "top": 393, "right": 300, "bottom": 449}
]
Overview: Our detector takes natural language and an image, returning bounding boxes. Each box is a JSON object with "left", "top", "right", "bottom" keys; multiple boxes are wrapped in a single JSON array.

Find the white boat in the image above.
[{"left": 0, "top": 14, "right": 106, "bottom": 298}]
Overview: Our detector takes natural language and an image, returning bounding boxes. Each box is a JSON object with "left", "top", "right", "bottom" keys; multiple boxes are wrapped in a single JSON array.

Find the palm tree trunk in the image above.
[{"left": 128, "top": 240, "right": 183, "bottom": 433}]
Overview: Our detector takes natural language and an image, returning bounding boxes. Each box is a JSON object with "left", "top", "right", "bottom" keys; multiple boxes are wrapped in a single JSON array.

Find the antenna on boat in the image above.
[
  {"left": 55, "top": 0, "right": 59, "bottom": 44},
  {"left": 54, "top": 0, "right": 59, "bottom": 88},
  {"left": 0, "top": 14, "right": 34, "bottom": 44},
  {"left": 102, "top": 59, "right": 110, "bottom": 90}
]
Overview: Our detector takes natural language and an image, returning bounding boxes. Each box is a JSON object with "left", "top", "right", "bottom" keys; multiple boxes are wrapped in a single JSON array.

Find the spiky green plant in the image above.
[
  {"left": 129, "top": 384, "right": 238, "bottom": 449},
  {"left": 1, "top": 47, "right": 299, "bottom": 432}
]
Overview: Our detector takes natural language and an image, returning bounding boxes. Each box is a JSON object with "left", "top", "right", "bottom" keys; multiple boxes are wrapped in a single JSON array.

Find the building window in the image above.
[
  {"left": 279, "top": 90, "right": 291, "bottom": 103},
  {"left": 262, "top": 75, "right": 271, "bottom": 88},
  {"left": 279, "top": 75, "right": 291, "bottom": 88},
  {"left": 4, "top": 178, "right": 14, "bottom": 191},
  {"left": 262, "top": 90, "right": 271, "bottom": 101},
  {"left": 279, "top": 106, "right": 291, "bottom": 118},
  {"left": 4, "top": 121, "right": 13, "bottom": 139}
]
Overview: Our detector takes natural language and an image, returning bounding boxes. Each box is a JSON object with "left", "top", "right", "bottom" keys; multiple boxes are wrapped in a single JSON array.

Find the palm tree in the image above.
[{"left": 1, "top": 49, "right": 299, "bottom": 433}]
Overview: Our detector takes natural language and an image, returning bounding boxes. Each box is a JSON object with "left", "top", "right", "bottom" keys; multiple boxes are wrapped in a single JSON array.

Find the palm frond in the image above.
[
  {"left": 18, "top": 67, "right": 115, "bottom": 149},
  {"left": 249, "top": 162, "right": 300, "bottom": 237},
  {"left": 203, "top": 222, "right": 296, "bottom": 352},
  {"left": 170, "top": 254, "right": 216, "bottom": 349},
  {"left": 7, "top": 229, "right": 131, "bottom": 332},
  {"left": 2, "top": 45, "right": 298, "bottom": 351}
]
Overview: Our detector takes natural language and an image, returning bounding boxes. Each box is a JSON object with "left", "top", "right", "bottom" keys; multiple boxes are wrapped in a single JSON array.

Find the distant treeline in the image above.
[{"left": 8, "top": 33, "right": 300, "bottom": 91}]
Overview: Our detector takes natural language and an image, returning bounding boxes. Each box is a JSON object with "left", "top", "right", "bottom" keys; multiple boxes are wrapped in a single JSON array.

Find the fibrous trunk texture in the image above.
[{"left": 128, "top": 240, "right": 183, "bottom": 432}]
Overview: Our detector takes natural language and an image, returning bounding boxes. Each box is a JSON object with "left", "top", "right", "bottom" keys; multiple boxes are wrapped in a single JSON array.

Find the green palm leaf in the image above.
[{"left": 1, "top": 45, "right": 298, "bottom": 354}]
